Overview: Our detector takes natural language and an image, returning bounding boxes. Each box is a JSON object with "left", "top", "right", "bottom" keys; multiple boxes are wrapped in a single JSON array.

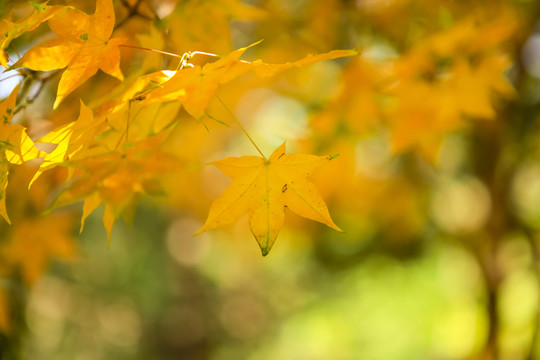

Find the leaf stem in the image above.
[
  {"left": 119, "top": 44, "right": 183, "bottom": 59},
  {"left": 114, "top": 101, "right": 132, "bottom": 151},
  {"left": 190, "top": 51, "right": 222, "bottom": 59},
  {"left": 217, "top": 96, "right": 266, "bottom": 160}
]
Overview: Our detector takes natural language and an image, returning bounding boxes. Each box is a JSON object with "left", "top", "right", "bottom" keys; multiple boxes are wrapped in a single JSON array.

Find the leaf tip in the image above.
[
  {"left": 260, "top": 246, "right": 270, "bottom": 256},
  {"left": 193, "top": 224, "right": 208, "bottom": 236},
  {"left": 28, "top": 1, "right": 47, "bottom": 12},
  {"left": 327, "top": 153, "right": 339, "bottom": 160},
  {"left": 52, "top": 98, "right": 62, "bottom": 110}
]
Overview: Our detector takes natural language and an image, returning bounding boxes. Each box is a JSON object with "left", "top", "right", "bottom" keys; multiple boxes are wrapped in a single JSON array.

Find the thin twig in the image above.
[
  {"left": 14, "top": 70, "right": 61, "bottom": 114},
  {"left": 114, "top": 101, "right": 132, "bottom": 151}
]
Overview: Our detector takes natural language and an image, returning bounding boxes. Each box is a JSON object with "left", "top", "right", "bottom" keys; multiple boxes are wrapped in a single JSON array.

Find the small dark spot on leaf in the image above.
[
  {"left": 6, "top": 109, "right": 12, "bottom": 115},
  {"left": 278, "top": 152, "right": 285, "bottom": 159},
  {"left": 282, "top": 184, "right": 287, "bottom": 193},
  {"left": 79, "top": 33, "right": 89, "bottom": 41}
]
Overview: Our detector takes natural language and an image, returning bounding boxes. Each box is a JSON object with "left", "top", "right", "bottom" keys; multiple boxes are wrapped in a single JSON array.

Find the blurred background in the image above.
[{"left": 1, "top": 0, "right": 540, "bottom": 359}]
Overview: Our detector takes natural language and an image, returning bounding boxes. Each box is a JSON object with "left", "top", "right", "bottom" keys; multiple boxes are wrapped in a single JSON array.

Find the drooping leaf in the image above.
[
  {"left": 30, "top": 99, "right": 102, "bottom": 186},
  {"left": 196, "top": 142, "right": 342, "bottom": 256},
  {"left": 51, "top": 132, "right": 181, "bottom": 242},
  {"left": 0, "top": 84, "right": 42, "bottom": 223},
  {"left": 13, "top": 0, "right": 125, "bottom": 108}
]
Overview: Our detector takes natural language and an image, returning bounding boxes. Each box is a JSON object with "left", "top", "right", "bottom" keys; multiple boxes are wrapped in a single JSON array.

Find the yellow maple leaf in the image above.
[
  {"left": 144, "top": 42, "right": 356, "bottom": 119},
  {"left": 0, "top": 84, "right": 42, "bottom": 224},
  {"left": 167, "top": 0, "right": 266, "bottom": 56},
  {"left": 2, "top": 214, "right": 75, "bottom": 285},
  {"left": 30, "top": 100, "right": 101, "bottom": 186},
  {"left": 196, "top": 142, "right": 342, "bottom": 256},
  {"left": 0, "top": 1, "right": 64, "bottom": 67},
  {"left": 442, "top": 57, "right": 514, "bottom": 120},
  {"left": 95, "top": 70, "right": 179, "bottom": 140},
  {"left": 13, "top": 0, "right": 125, "bottom": 109},
  {"left": 50, "top": 132, "right": 181, "bottom": 242},
  {"left": 135, "top": 26, "right": 165, "bottom": 73}
]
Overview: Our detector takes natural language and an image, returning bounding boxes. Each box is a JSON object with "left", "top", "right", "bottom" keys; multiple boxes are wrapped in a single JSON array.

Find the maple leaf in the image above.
[
  {"left": 135, "top": 27, "right": 165, "bottom": 73},
  {"left": 2, "top": 214, "right": 75, "bottom": 285},
  {"left": 13, "top": 0, "right": 125, "bottom": 109},
  {"left": 30, "top": 99, "right": 101, "bottom": 186},
  {"left": 95, "top": 70, "right": 179, "bottom": 139},
  {"left": 167, "top": 0, "right": 266, "bottom": 56},
  {"left": 144, "top": 42, "right": 357, "bottom": 119},
  {"left": 443, "top": 56, "right": 515, "bottom": 120},
  {"left": 0, "top": 1, "right": 64, "bottom": 68},
  {"left": 0, "top": 84, "right": 42, "bottom": 224},
  {"left": 196, "top": 142, "right": 342, "bottom": 256},
  {"left": 50, "top": 132, "right": 181, "bottom": 242}
]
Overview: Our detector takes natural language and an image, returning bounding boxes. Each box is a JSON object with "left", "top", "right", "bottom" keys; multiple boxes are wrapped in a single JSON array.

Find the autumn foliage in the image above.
[
  {"left": 1, "top": 0, "right": 353, "bottom": 257},
  {"left": 0, "top": 0, "right": 538, "bottom": 358}
]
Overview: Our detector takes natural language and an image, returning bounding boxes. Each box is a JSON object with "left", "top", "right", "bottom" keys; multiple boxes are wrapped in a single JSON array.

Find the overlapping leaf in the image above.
[
  {"left": 2, "top": 215, "right": 75, "bottom": 285},
  {"left": 167, "top": 0, "right": 266, "bottom": 55},
  {"left": 30, "top": 100, "right": 102, "bottom": 186},
  {"left": 50, "top": 132, "right": 181, "bottom": 241},
  {"left": 13, "top": 0, "right": 125, "bottom": 108},
  {"left": 0, "top": 2, "right": 64, "bottom": 67},
  {"left": 143, "top": 43, "right": 357, "bottom": 119},
  {"left": 196, "top": 142, "right": 342, "bottom": 255},
  {"left": 0, "top": 85, "right": 41, "bottom": 224}
]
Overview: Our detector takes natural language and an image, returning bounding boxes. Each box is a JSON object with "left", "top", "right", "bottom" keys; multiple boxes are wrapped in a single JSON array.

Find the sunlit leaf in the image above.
[
  {"left": 0, "top": 85, "right": 41, "bottom": 223},
  {"left": 0, "top": 2, "right": 64, "bottom": 67},
  {"left": 196, "top": 142, "right": 342, "bottom": 255},
  {"left": 13, "top": 0, "right": 125, "bottom": 108},
  {"left": 144, "top": 42, "right": 356, "bottom": 119}
]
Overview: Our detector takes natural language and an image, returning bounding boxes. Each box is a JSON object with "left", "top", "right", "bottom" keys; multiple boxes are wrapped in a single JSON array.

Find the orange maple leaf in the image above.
[
  {"left": 50, "top": 132, "right": 181, "bottom": 242},
  {"left": 2, "top": 215, "right": 75, "bottom": 285},
  {"left": 13, "top": 0, "right": 125, "bottom": 108},
  {"left": 0, "top": 1, "right": 64, "bottom": 68}
]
